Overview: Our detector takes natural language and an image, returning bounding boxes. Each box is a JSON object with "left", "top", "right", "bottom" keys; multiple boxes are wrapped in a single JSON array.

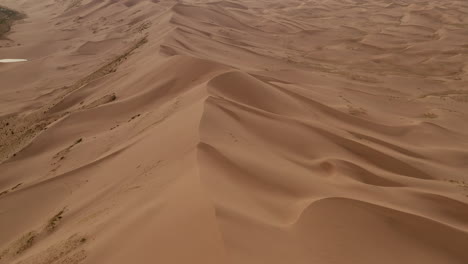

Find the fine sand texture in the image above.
[{"left": 1, "top": 0, "right": 468, "bottom": 263}]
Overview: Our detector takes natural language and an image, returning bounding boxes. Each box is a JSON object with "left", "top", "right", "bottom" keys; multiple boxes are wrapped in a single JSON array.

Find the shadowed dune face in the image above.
[{"left": 1, "top": 0, "right": 468, "bottom": 264}]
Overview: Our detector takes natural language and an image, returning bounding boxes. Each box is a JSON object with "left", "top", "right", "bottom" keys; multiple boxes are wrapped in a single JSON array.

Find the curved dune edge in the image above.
[{"left": 1, "top": 0, "right": 468, "bottom": 264}]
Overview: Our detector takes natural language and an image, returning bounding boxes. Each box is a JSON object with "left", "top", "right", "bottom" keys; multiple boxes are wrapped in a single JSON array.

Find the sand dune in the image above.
[{"left": 1, "top": 0, "right": 468, "bottom": 263}]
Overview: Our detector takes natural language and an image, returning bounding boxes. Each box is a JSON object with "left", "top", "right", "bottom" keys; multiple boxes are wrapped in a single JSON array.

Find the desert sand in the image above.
[{"left": 1, "top": 0, "right": 468, "bottom": 263}]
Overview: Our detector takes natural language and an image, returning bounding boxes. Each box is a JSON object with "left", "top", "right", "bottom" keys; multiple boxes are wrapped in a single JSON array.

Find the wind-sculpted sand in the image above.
[{"left": 1, "top": 0, "right": 468, "bottom": 263}]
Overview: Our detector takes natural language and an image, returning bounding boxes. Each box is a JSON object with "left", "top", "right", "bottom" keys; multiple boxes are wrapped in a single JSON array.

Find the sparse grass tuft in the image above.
[
  {"left": 347, "top": 105, "right": 367, "bottom": 116},
  {"left": 45, "top": 208, "right": 66, "bottom": 233},
  {"left": 15, "top": 231, "right": 37, "bottom": 255},
  {"left": 422, "top": 112, "right": 438, "bottom": 119}
]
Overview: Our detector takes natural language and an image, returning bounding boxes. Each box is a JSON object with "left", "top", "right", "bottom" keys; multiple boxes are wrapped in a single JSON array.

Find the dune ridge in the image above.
[{"left": 1, "top": 0, "right": 468, "bottom": 263}]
